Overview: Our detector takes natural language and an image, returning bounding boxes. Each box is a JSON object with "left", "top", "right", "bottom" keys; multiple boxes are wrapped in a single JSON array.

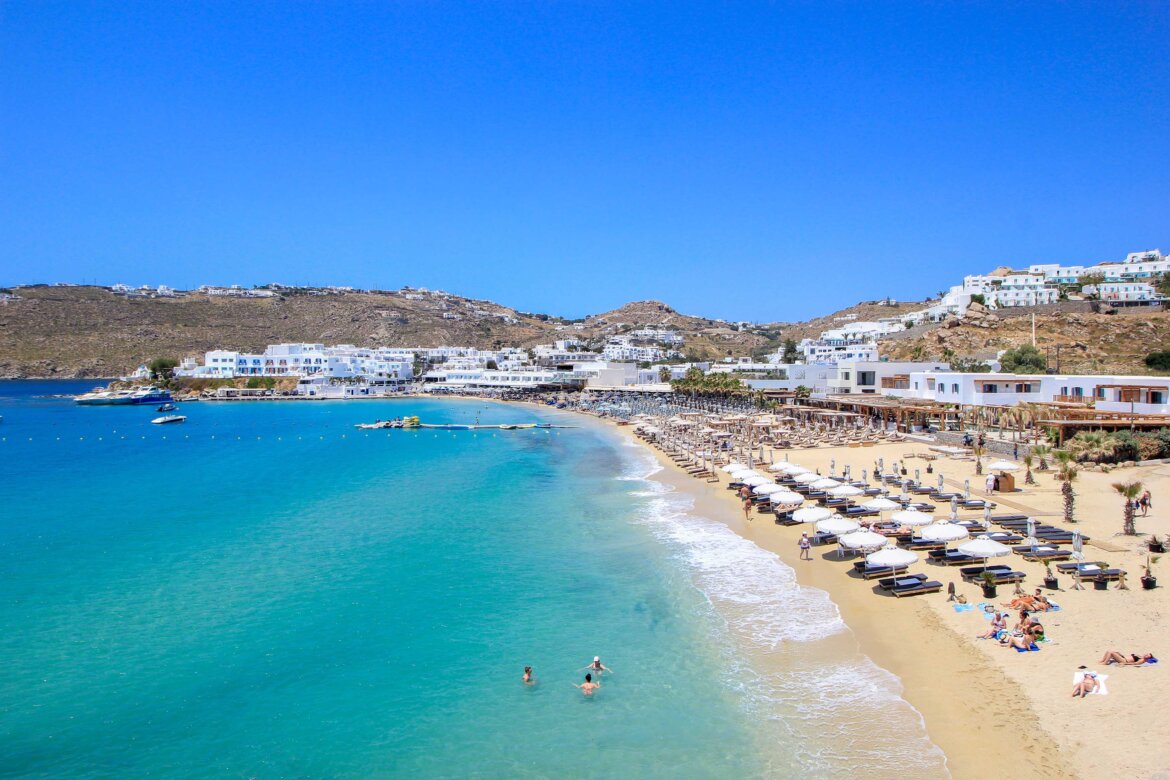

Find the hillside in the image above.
[
  {"left": 884, "top": 304, "right": 1170, "bottom": 374},
  {"left": 0, "top": 288, "right": 772, "bottom": 377}
]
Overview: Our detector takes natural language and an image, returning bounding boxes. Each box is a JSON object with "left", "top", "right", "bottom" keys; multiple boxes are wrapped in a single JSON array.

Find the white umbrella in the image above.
[
  {"left": 793, "top": 473, "right": 820, "bottom": 484},
  {"left": 767, "top": 462, "right": 790, "bottom": 472},
  {"left": 721, "top": 463, "right": 747, "bottom": 473},
  {"left": 740, "top": 475, "right": 770, "bottom": 487},
  {"left": 956, "top": 535, "right": 1012, "bottom": 559},
  {"left": 811, "top": 478, "right": 842, "bottom": 490},
  {"left": 866, "top": 545, "right": 918, "bottom": 568},
  {"left": 793, "top": 506, "right": 834, "bottom": 524},
  {"left": 753, "top": 483, "right": 786, "bottom": 496},
  {"left": 891, "top": 509, "right": 934, "bottom": 527},
  {"left": 864, "top": 497, "right": 900, "bottom": 512},
  {"left": 839, "top": 530, "right": 889, "bottom": 551},
  {"left": 828, "top": 484, "right": 864, "bottom": 498},
  {"left": 988, "top": 460, "right": 1019, "bottom": 472},
  {"left": 920, "top": 522, "right": 970, "bottom": 543},
  {"left": 817, "top": 516, "right": 861, "bottom": 535},
  {"left": 769, "top": 491, "right": 805, "bottom": 507},
  {"left": 784, "top": 465, "right": 813, "bottom": 475}
]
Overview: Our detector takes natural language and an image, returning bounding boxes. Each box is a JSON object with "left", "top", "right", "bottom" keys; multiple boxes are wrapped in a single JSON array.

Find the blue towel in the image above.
[
  {"left": 953, "top": 603, "right": 974, "bottom": 613},
  {"left": 1014, "top": 643, "right": 1040, "bottom": 653}
]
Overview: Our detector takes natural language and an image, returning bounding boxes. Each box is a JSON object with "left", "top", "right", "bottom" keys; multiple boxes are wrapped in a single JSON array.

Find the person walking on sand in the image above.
[
  {"left": 985, "top": 473, "right": 996, "bottom": 495},
  {"left": 799, "top": 533, "right": 812, "bottom": 560},
  {"left": 743, "top": 496, "right": 753, "bottom": 522},
  {"left": 575, "top": 673, "right": 600, "bottom": 696},
  {"left": 1139, "top": 490, "right": 1152, "bottom": 517}
]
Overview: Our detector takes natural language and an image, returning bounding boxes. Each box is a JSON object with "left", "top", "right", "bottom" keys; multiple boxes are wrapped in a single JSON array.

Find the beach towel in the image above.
[
  {"left": 1014, "top": 643, "right": 1040, "bottom": 652},
  {"left": 1073, "top": 671, "right": 1109, "bottom": 695},
  {"left": 953, "top": 603, "right": 974, "bottom": 613}
]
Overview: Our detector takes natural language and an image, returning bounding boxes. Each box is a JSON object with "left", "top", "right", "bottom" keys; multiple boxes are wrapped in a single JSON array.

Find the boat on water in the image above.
[
  {"left": 151, "top": 414, "right": 186, "bottom": 425},
  {"left": 354, "top": 416, "right": 420, "bottom": 430},
  {"left": 75, "top": 385, "right": 173, "bottom": 406},
  {"left": 156, "top": 402, "right": 177, "bottom": 412}
]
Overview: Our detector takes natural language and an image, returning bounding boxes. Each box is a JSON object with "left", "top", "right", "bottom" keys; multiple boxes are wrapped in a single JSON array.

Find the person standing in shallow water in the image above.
[
  {"left": 523, "top": 666, "right": 535, "bottom": 685},
  {"left": 799, "top": 533, "right": 812, "bottom": 561},
  {"left": 575, "top": 673, "right": 600, "bottom": 696}
]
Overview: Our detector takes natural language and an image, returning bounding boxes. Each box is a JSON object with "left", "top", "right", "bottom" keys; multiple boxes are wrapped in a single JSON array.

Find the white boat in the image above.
[{"left": 151, "top": 415, "right": 186, "bottom": 425}]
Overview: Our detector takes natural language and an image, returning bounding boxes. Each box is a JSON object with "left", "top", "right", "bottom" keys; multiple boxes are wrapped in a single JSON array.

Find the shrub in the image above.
[
  {"left": 969, "top": 293, "right": 986, "bottom": 306},
  {"left": 999, "top": 344, "right": 1047, "bottom": 374},
  {"left": 1135, "top": 433, "right": 1163, "bottom": 461},
  {"left": 1110, "top": 431, "right": 1140, "bottom": 463},
  {"left": 1144, "top": 351, "right": 1170, "bottom": 371}
]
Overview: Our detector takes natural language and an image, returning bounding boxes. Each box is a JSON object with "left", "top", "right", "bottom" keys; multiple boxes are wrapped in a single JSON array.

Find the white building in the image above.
[
  {"left": 884, "top": 371, "right": 1170, "bottom": 415},
  {"left": 1084, "top": 282, "right": 1160, "bottom": 302},
  {"left": 176, "top": 343, "right": 413, "bottom": 384}
]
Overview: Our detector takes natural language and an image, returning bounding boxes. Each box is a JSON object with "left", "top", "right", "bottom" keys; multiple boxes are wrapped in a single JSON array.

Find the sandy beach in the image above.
[{"left": 588, "top": 414, "right": 1170, "bottom": 779}]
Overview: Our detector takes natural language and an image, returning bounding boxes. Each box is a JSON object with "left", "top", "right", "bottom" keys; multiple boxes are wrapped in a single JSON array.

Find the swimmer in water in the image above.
[
  {"left": 523, "top": 666, "right": 535, "bottom": 685},
  {"left": 580, "top": 656, "right": 612, "bottom": 674},
  {"left": 575, "top": 673, "right": 600, "bottom": 696}
]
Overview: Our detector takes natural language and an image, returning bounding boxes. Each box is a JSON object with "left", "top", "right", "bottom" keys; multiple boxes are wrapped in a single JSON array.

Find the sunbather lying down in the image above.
[
  {"left": 999, "top": 632, "right": 1038, "bottom": 651},
  {"left": 1004, "top": 589, "right": 1054, "bottom": 612},
  {"left": 1072, "top": 672, "right": 1099, "bottom": 697},
  {"left": 1099, "top": 650, "right": 1158, "bottom": 666}
]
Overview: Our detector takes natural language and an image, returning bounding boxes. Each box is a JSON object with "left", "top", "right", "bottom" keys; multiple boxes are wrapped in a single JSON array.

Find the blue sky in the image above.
[{"left": 1, "top": 2, "right": 1167, "bottom": 321}]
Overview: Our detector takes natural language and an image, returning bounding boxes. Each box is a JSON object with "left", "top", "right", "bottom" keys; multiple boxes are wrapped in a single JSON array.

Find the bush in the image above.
[
  {"left": 999, "top": 344, "right": 1047, "bottom": 374},
  {"left": 1110, "top": 431, "right": 1140, "bottom": 463},
  {"left": 246, "top": 376, "right": 276, "bottom": 390},
  {"left": 969, "top": 293, "right": 986, "bottom": 306},
  {"left": 1155, "top": 428, "right": 1170, "bottom": 458},
  {"left": 1134, "top": 433, "right": 1163, "bottom": 461},
  {"left": 1144, "top": 351, "right": 1170, "bottom": 371}
]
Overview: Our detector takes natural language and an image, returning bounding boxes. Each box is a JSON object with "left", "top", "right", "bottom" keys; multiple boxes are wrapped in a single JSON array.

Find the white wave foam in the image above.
[{"left": 618, "top": 466, "right": 949, "bottom": 777}]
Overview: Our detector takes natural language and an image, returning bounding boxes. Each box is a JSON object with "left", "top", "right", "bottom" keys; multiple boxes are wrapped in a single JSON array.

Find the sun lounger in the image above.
[
  {"left": 878, "top": 573, "right": 927, "bottom": 590},
  {"left": 983, "top": 570, "right": 1026, "bottom": 584},
  {"left": 929, "top": 491, "right": 962, "bottom": 502},
  {"left": 1016, "top": 547, "right": 1072, "bottom": 562},
  {"left": 891, "top": 579, "right": 943, "bottom": 597},
  {"left": 852, "top": 560, "right": 910, "bottom": 579},
  {"left": 810, "top": 532, "right": 837, "bottom": 546},
  {"left": 842, "top": 506, "right": 879, "bottom": 518},
  {"left": 927, "top": 550, "right": 978, "bottom": 566},
  {"left": 989, "top": 514, "right": 1029, "bottom": 523},
  {"left": 959, "top": 564, "right": 1013, "bottom": 580},
  {"left": 1055, "top": 561, "right": 1109, "bottom": 574},
  {"left": 958, "top": 500, "right": 996, "bottom": 510},
  {"left": 904, "top": 538, "right": 946, "bottom": 550}
]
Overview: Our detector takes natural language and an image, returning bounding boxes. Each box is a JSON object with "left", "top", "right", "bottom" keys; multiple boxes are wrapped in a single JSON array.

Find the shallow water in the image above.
[{"left": 0, "top": 382, "right": 945, "bottom": 777}]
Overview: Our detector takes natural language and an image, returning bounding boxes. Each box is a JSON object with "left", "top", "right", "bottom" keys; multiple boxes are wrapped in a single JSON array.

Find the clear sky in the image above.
[{"left": 1, "top": 2, "right": 1167, "bottom": 321}]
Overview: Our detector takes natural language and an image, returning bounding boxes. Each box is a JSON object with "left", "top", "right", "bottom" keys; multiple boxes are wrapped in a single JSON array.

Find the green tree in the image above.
[
  {"left": 148, "top": 357, "right": 179, "bottom": 381},
  {"left": 1143, "top": 351, "right": 1170, "bottom": 371},
  {"left": 1032, "top": 444, "right": 1051, "bottom": 471},
  {"left": 1112, "top": 480, "right": 1143, "bottom": 535},
  {"left": 485, "top": 359, "right": 498, "bottom": 370},
  {"left": 1066, "top": 431, "right": 1118, "bottom": 463},
  {"left": 950, "top": 356, "right": 992, "bottom": 372},
  {"left": 969, "top": 293, "right": 986, "bottom": 306},
  {"left": 781, "top": 339, "right": 799, "bottom": 364},
  {"left": 999, "top": 344, "right": 1047, "bottom": 374},
  {"left": 1022, "top": 454, "right": 1036, "bottom": 485},
  {"left": 658, "top": 366, "right": 672, "bottom": 383}
]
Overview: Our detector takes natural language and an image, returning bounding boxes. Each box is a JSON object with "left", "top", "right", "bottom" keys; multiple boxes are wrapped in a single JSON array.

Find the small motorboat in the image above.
[
  {"left": 157, "top": 402, "right": 177, "bottom": 412},
  {"left": 151, "top": 414, "right": 186, "bottom": 425}
]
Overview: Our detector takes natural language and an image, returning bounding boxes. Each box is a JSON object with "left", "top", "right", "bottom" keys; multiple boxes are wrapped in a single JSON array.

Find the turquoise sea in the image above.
[{"left": 0, "top": 381, "right": 946, "bottom": 778}]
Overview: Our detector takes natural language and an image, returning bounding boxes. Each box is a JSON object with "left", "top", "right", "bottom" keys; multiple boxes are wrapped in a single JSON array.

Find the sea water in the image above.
[{"left": 0, "top": 381, "right": 946, "bottom": 777}]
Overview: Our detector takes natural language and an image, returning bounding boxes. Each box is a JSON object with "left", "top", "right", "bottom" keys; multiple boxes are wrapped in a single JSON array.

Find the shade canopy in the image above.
[
  {"left": 828, "top": 484, "right": 864, "bottom": 498},
  {"left": 956, "top": 535, "right": 1012, "bottom": 558},
  {"left": 816, "top": 516, "right": 861, "bottom": 535},
  {"left": 721, "top": 463, "right": 747, "bottom": 473},
  {"left": 753, "top": 483, "right": 786, "bottom": 496},
  {"left": 838, "top": 530, "right": 890, "bottom": 550},
  {"left": 866, "top": 545, "right": 919, "bottom": 567},
  {"left": 864, "top": 497, "right": 901, "bottom": 512},
  {"left": 810, "top": 478, "right": 842, "bottom": 490},
  {"left": 920, "top": 522, "right": 970, "bottom": 542},
  {"left": 739, "top": 475, "right": 771, "bottom": 487},
  {"left": 891, "top": 509, "right": 934, "bottom": 527},
  {"left": 792, "top": 506, "right": 834, "bottom": 524},
  {"left": 793, "top": 473, "right": 821, "bottom": 484},
  {"left": 988, "top": 460, "right": 1020, "bottom": 471},
  {"left": 769, "top": 491, "right": 805, "bottom": 506}
]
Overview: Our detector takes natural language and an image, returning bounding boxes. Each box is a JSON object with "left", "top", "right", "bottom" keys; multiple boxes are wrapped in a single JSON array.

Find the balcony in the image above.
[{"left": 1052, "top": 395, "right": 1092, "bottom": 405}]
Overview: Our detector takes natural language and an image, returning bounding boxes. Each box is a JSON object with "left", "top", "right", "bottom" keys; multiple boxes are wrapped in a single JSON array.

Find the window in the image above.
[
  {"left": 1151, "top": 391, "right": 1165, "bottom": 405},
  {"left": 952, "top": 384, "right": 959, "bottom": 393},
  {"left": 981, "top": 384, "right": 998, "bottom": 393}
]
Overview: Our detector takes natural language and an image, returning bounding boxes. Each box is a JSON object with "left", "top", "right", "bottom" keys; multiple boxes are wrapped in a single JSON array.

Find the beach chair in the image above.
[
  {"left": 984, "top": 570, "right": 1027, "bottom": 585},
  {"left": 989, "top": 514, "right": 1029, "bottom": 524},
  {"left": 854, "top": 562, "right": 911, "bottom": 579},
  {"left": 959, "top": 564, "right": 1013, "bottom": 581},
  {"left": 904, "top": 538, "right": 946, "bottom": 551},
  {"left": 877, "top": 572, "right": 927, "bottom": 590},
  {"left": 1017, "top": 547, "right": 1072, "bottom": 562},
  {"left": 927, "top": 550, "right": 978, "bottom": 566},
  {"left": 890, "top": 579, "right": 943, "bottom": 597},
  {"left": 1055, "top": 561, "right": 1109, "bottom": 575}
]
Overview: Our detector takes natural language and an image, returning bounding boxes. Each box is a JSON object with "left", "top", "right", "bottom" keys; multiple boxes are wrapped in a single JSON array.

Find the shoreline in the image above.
[{"left": 588, "top": 415, "right": 1074, "bottom": 779}]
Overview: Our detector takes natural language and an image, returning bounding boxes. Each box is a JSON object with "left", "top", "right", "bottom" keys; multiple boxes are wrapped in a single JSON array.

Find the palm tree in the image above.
[
  {"left": 1022, "top": 453, "right": 1036, "bottom": 485},
  {"left": 973, "top": 444, "right": 985, "bottom": 475},
  {"left": 1032, "top": 444, "right": 1051, "bottom": 471},
  {"left": 1113, "top": 480, "right": 1143, "bottom": 535},
  {"left": 1067, "top": 431, "right": 1118, "bottom": 463},
  {"left": 1053, "top": 449, "right": 1078, "bottom": 524}
]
